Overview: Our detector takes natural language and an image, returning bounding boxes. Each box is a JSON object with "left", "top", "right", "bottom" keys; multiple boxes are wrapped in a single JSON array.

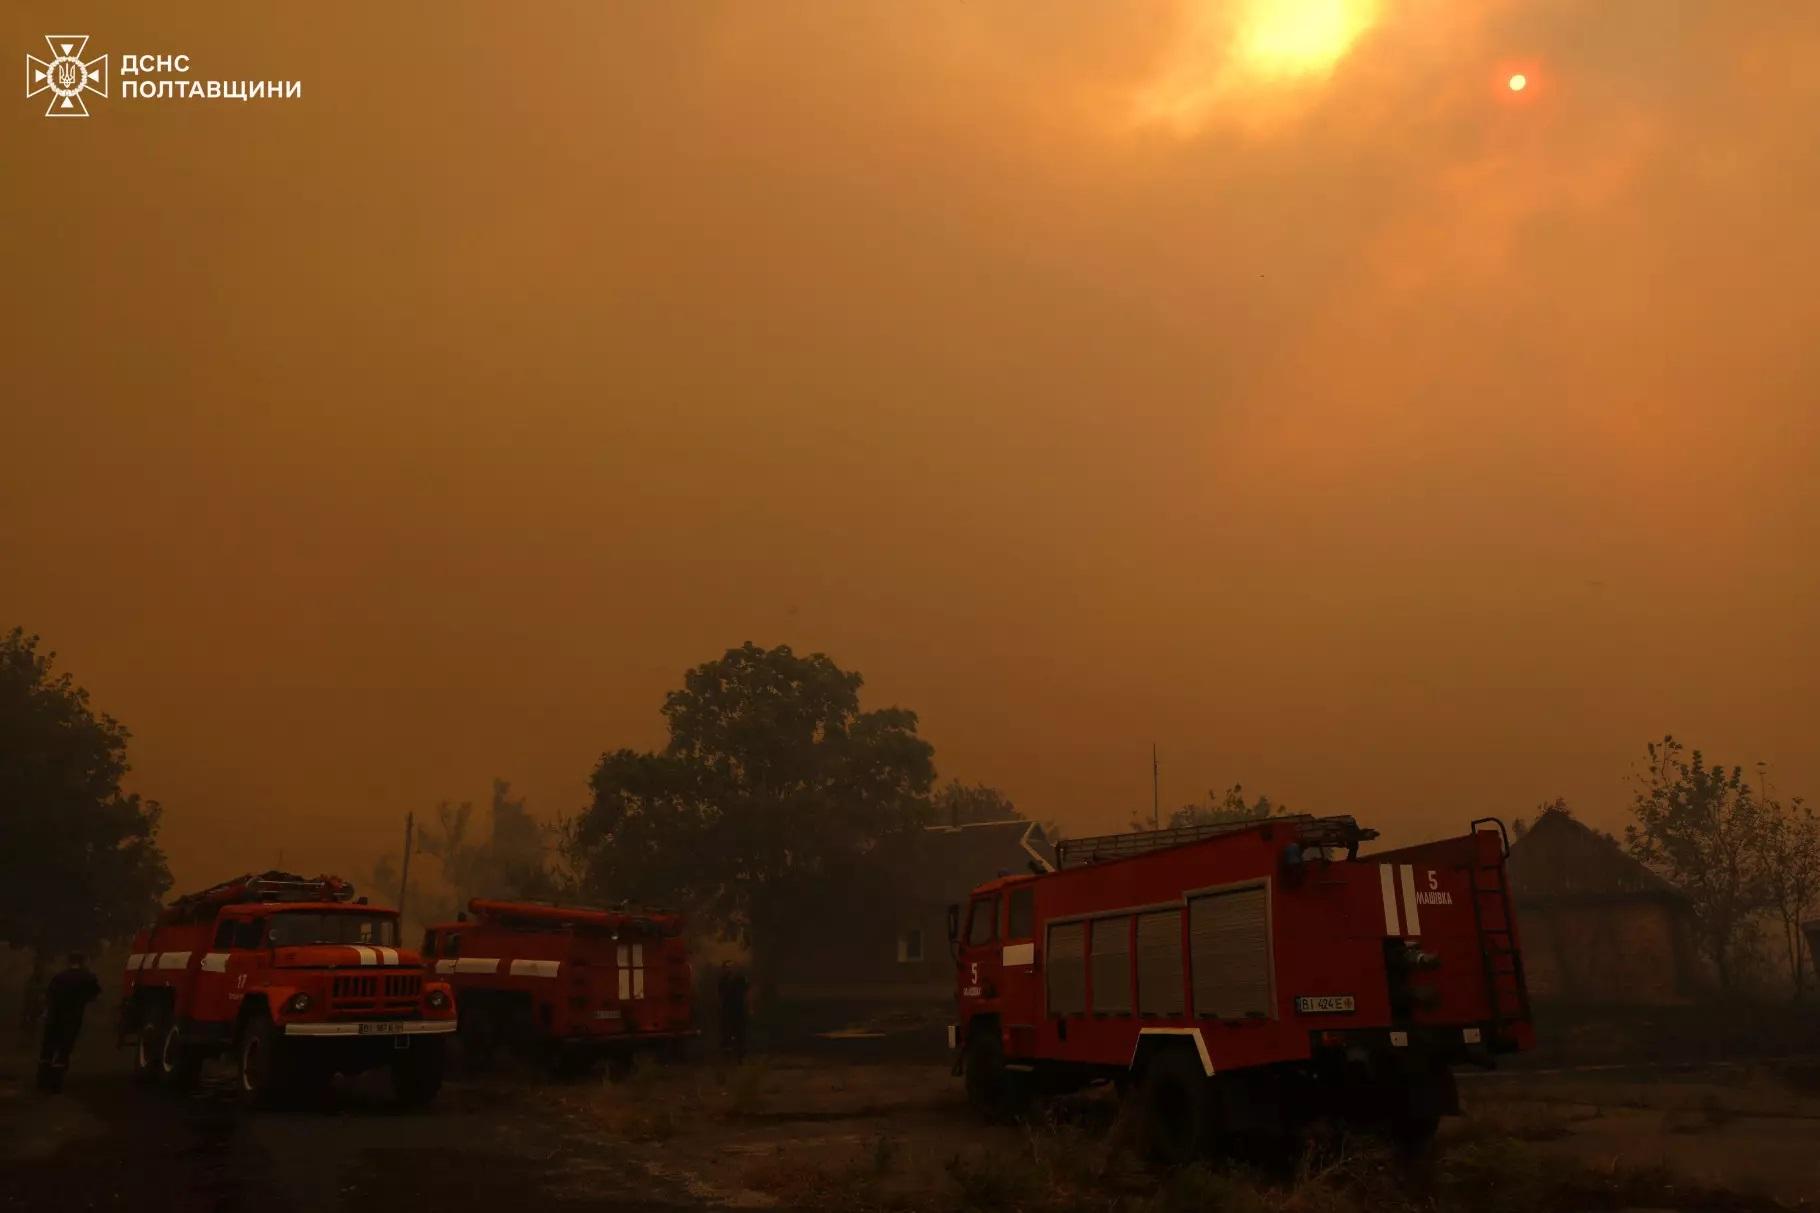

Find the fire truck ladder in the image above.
[
  {"left": 1466, "top": 818, "right": 1530, "bottom": 1042},
  {"left": 1055, "top": 815, "right": 1378, "bottom": 868}
]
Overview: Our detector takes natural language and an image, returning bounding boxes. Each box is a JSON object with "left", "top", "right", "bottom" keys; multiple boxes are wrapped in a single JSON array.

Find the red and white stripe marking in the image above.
[
  {"left": 433, "top": 957, "right": 503, "bottom": 975},
  {"left": 1379, "top": 864, "right": 1424, "bottom": 936}
]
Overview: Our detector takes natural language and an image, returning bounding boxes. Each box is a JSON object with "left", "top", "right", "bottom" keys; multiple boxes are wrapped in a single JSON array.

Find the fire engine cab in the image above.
[
  {"left": 949, "top": 816, "right": 1531, "bottom": 1160},
  {"left": 118, "top": 871, "right": 457, "bottom": 1106},
  {"left": 422, "top": 898, "right": 696, "bottom": 1075}
]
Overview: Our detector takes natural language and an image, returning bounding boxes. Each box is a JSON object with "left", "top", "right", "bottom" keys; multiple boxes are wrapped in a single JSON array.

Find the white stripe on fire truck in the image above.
[
  {"left": 1379, "top": 864, "right": 1400, "bottom": 935},
  {"left": 452, "top": 957, "right": 500, "bottom": 974},
  {"left": 124, "top": 953, "right": 143, "bottom": 971},
  {"left": 1132, "top": 1027, "right": 1215, "bottom": 1077},
  {"left": 1398, "top": 864, "right": 1422, "bottom": 936},
  {"left": 376, "top": 946, "right": 400, "bottom": 966},
  {"left": 200, "top": 952, "right": 229, "bottom": 973},
  {"left": 508, "top": 959, "right": 560, "bottom": 978},
  {"left": 350, "top": 946, "right": 377, "bottom": 966},
  {"left": 156, "top": 952, "right": 191, "bottom": 969}
]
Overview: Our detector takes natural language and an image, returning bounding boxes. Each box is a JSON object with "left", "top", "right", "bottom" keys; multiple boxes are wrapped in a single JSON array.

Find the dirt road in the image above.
[{"left": 0, "top": 1046, "right": 679, "bottom": 1213}]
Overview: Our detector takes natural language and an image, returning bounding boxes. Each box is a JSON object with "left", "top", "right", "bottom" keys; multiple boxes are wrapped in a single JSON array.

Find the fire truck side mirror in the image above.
[{"left": 945, "top": 903, "right": 960, "bottom": 944}]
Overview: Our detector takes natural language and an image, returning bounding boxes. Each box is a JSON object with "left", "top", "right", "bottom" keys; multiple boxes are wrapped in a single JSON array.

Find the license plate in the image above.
[
  {"left": 1295, "top": 995, "right": 1356, "bottom": 1014},
  {"left": 358, "top": 1021, "right": 404, "bottom": 1035}
]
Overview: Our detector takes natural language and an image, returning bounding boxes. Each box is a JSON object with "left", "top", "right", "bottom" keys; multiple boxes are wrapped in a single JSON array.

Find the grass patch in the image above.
[
  {"left": 724, "top": 1058, "right": 772, "bottom": 1117},
  {"left": 943, "top": 1149, "right": 1047, "bottom": 1212}
]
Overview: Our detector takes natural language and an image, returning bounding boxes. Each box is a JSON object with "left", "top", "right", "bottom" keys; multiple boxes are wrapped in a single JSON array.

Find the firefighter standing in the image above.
[
  {"left": 37, "top": 953, "right": 101, "bottom": 1093},
  {"left": 717, "top": 961, "right": 749, "bottom": 1061}
]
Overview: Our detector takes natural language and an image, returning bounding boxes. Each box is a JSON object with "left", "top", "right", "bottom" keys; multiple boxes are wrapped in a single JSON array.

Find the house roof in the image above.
[
  {"left": 923, "top": 818, "right": 1052, "bottom": 877},
  {"left": 1506, "top": 808, "right": 1688, "bottom": 904}
]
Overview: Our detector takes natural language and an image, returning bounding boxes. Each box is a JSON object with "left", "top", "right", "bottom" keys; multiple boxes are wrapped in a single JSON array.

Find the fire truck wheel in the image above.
[
  {"left": 134, "top": 1005, "right": 170, "bottom": 1086},
  {"left": 457, "top": 1009, "right": 496, "bottom": 1072},
  {"left": 1140, "top": 1049, "right": 1211, "bottom": 1167},
  {"left": 393, "top": 1039, "right": 445, "bottom": 1106},
  {"left": 237, "top": 1014, "right": 285, "bottom": 1108},
  {"left": 158, "top": 1019, "right": 202, "bottom": 1090},
  {"left": 1389, "top": 1111, "right": 1439, "bottom": 1156},
  {"left": 963, "top": 1028, "right": 1023, "bottom": 1121}
]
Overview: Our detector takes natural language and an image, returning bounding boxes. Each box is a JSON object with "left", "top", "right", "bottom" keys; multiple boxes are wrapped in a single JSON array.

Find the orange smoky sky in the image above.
[{"left": 4, "top": 1, "right": 1816, "bottom": 891}]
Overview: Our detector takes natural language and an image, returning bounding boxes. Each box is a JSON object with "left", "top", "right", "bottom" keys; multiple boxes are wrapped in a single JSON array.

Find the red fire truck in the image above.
[
  {"left": 948, "top": 815, "right": 1531, "bottom": 1160},
  {"left": 118, "top": 872, "right": 457, "bottom": 1106},
  {"left": 422, "top": 898, "right": 696, "bottom": 1075}
]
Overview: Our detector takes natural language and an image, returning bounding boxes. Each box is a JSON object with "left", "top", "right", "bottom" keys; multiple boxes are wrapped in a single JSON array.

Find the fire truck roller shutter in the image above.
[
  {"left": 1090, "top": 917, "right": 1132, "bottom": 1014},
  {"left": 1046, "top": 921, "right": 1085, "bottom": 1015},
  {"left": 1136, "top": 910, "right": 1184, "bottom": 1015},
  {"left": 1188, "top": 884, "right": 1272, "bottom": 1020}
]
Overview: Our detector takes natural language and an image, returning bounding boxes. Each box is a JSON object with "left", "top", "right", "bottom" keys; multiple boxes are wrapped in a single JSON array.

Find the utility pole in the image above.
[
  {"left": 397, "top": 811, "right": 415, "bottom": 917},
  {"left": 1152, "top": 743, "right": 1160, "bottom": 830}
]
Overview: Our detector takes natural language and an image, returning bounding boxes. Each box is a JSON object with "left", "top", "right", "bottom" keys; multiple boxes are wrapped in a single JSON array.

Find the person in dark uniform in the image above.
[
  {"left": 37, "top": 953, "right": 101, "bottom": 1093},
  {"left": 717, "top": 961, "right": 749, "bottom": 1062}
]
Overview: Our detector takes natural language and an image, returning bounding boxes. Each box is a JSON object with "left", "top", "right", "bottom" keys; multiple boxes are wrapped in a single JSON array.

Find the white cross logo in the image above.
[{"left": 26, "top": 35, "right": 107, "bottom": 118}]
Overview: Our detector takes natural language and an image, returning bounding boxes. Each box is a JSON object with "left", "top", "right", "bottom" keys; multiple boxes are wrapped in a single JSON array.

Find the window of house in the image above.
[
  {"left": 897, "top": 927, "right": 925, "bottom": 963},
  {"left": 1007, "top": 887, "right": 1034, "bottom": 939},
  {"left": 967, "top": 896, "right": 999, "bottom": 946}
]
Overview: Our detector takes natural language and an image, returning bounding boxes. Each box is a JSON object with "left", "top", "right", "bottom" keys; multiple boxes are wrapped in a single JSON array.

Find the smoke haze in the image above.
[{"left": 5, "top": 1, "right": 1816, "bottom": 888}]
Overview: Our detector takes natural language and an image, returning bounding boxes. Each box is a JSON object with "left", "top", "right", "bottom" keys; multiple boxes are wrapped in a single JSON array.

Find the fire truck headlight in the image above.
[
  {"left": 426, "top": 989, "right": 450, "bottom": 1011},
  {"left": 286, "top": 993, "right": 313, "bottom": 1014}
]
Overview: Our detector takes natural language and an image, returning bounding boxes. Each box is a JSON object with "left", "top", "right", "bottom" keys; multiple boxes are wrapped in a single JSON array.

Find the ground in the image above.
[{"left": 5, "top": 1037, "right": 1818, "bottom": 1212}]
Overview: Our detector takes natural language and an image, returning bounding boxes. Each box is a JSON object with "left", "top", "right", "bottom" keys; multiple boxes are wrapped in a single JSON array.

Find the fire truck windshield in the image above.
[{"left": 265, "top": 912, "right": 399, "bottom": 947}]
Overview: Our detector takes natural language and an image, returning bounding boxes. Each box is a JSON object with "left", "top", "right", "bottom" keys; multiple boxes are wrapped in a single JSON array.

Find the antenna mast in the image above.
[{"left": 1151, "top": 743, "right": 1160, "bottom": 830}]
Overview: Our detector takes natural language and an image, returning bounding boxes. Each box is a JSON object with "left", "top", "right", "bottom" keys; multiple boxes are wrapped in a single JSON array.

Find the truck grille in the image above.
[{"left": 329, "top": 973, "right": 421, "bottom": 1012}]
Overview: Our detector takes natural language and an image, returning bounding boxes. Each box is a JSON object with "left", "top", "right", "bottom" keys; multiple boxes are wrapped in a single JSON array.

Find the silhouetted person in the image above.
[
  {"left": 37, "top": 953, "right": 101, "bottom": 1093},
  {"left": 717, "top": 961, "right": 749, "bottom": 1062}
]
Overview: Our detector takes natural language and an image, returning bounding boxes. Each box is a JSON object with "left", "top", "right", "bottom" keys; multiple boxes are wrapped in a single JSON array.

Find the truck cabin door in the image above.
[
  {"left": 958, "top": 893, "right": 1001, "bottom": 1007},
  {"left": 195, "top": 915, "right": 261, "bottom": 1022},
  {"left": 997, "top": 887, "right": 1038, "bottom": 1050}
]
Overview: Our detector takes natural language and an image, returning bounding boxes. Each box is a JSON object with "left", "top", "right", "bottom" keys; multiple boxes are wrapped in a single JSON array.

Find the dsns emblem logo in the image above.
[{"left": 26, "top": 35, "right": 108, "bottom": 118}]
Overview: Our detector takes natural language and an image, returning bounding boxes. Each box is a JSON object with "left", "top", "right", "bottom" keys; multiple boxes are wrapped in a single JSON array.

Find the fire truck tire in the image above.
[
  {"left": 1140, "top": 1049, "right": 1211, "bottom": 1167},
  {"left": 457, "top": 1008, "right": 497, "bottom": 1071},
  {"left": 158, "top": 1020, "right": 203, "bottom": 1090},
  {"left": 133, "top": 1004, "right": 170, "bottom": 1085},
  {"left": 237, "top": 1014, "right": 287, "bottom": 1108},
  {"left": 393, "top": 1039, "right": 445, "bottom": 1106},
  {"left": 963, "top": 1027, "right": 1025, "bottom": 1122},
  {"left": 1390, "top": 1111, "right": 1439, "bottom": 1155}
]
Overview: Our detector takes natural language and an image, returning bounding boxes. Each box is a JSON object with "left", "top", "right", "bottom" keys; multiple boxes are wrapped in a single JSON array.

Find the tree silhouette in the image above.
[
  {"left": 0, "top": 627, "right": 171, "bottom": 978},
  {"left": 566, "top": 643, "right": 935, "bottom": 972}
]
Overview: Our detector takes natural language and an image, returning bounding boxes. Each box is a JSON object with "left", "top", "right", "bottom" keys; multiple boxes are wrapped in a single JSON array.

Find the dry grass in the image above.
[{"left": 557, "top": 1059, "right": 1802, "bottom": 1213}]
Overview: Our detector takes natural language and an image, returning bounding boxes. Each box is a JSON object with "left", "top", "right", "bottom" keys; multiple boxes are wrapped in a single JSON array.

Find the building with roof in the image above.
[
  {"left": 768, "top": 818, "right": 1053, "bottom": 1007},
  {"left": 1505, "top": 806, "right": 1703, "bottom": 1004}
]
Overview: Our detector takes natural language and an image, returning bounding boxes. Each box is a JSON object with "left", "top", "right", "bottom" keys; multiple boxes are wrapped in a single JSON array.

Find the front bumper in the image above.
[{"left": 283, "top": 1019, "right": 458, "bottom": 1037}]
